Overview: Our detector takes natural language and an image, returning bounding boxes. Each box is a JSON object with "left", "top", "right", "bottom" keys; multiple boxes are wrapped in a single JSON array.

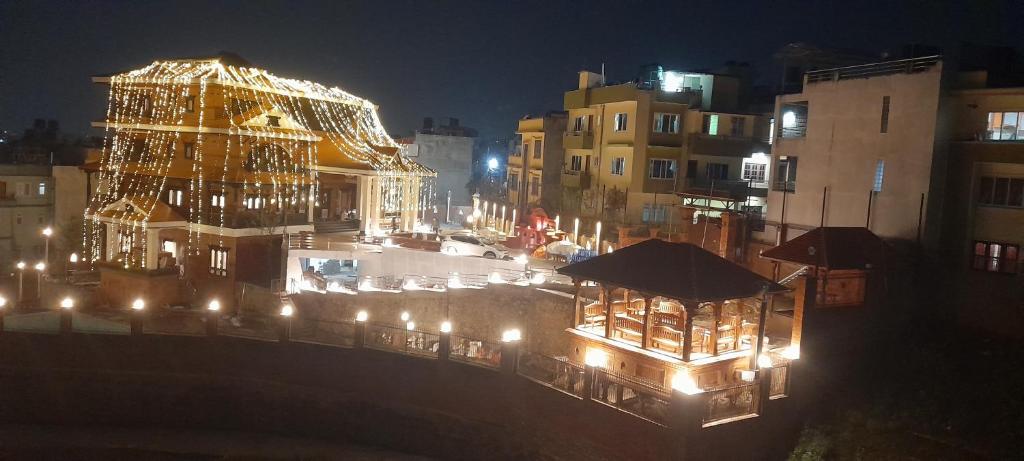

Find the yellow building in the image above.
[
  {"left": 561, "top": 70, "right": 770, "bottom": 226},
  {"left": 85, "top": 54, "right": 433, "bottom": 309},
  {"left": 506, "top": 113, "right": 566, "bottom": 214}
]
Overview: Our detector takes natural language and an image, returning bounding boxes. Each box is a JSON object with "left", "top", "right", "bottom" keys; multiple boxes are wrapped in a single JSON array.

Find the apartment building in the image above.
[
  {"left": 400, "top": 117, "right": 477, "bottom": 211},
  {"left": 506, "top": 112, "right": 566, "bottom": 213},
  {"left": 561, "top": 68, "right": 770, "bottom": 225}
]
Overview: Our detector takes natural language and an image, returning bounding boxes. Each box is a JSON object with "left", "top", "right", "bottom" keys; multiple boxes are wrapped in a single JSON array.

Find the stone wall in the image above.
[{"left": 291, "top": 284, "right": 574, "bottom": 356}]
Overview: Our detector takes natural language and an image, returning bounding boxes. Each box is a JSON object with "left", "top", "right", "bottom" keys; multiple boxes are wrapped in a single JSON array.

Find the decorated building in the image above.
[{"left": 84, "top": 54, "right": 434, "bottom": 308}]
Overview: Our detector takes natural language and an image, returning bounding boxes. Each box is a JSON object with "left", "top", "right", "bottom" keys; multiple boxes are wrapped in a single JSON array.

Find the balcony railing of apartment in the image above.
[
  {"left": 563, "top": 131, "right": 594, "bottom": 150},
  {"left": 771, "top": 180, "right": 797, "bottom": 193},
  {"left": 805, "top": 55, "right": 941, "bottom": 84},
  {"left": 561, "top": 169, "right": 592, "bottom": 189},
  {"left": 676, "top": 178, "right": 754, "bottom": 202},
  {"left": 688, "top": 133, "right": 768, "bottom": 157}
]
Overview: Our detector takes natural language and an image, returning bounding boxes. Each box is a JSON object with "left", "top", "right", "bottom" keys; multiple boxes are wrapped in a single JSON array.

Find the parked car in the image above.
[{"left": 441, "top": 234, "right": 510, "bottom": 259}]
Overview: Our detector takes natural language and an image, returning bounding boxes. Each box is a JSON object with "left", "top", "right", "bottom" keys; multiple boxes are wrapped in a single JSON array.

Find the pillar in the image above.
[
  {"left": 719, "top": 212, "right": 740, "bottom": 260},
  {"left": 60, "top": 308, "right": 72, "bottom": 334},
  {"left": 500, "top": 340, "right": 520, "bottom": 375},
  {"left": 130, "top": 308, "right": 144, "bottom": 336},
  {"left": 641, "top": 297, "right": 652, "bottom": 349},
  {"left": 681, "top": 306, "right": 694, "bottom": 362},
  {"left": 354, "top": 320, "right": 366, "bottom": 348},
  {"left": 205, "top": 309, "right": 218, "bottom": 336},
  {"left": 678, "top": 207, "right": 696, "bottom": 244},
  {"left": 438, "top": 329, "right": 451, "bottom": 361},
  {"left": 791, "top": 274, "right": 816, "bottom": 352},
  {"left": 144, "top": 227, "right": 161, "bottom": 270},
  {"left": 602, "top": 286, "right": 613, "bottom": 339},
  {"left": 277, "top": 315, "right": 291, "bottom": 342},
  {"left": 572, "top": 279, "right": 583, "bottom": 327},
  {"left": 710, "top": 302, "right": 722, "bottom": 356}
]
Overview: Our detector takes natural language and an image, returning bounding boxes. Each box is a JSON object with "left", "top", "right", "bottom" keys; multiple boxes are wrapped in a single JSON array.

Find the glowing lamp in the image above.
[
  {"left": 0, "top": 296, "right": 6, "bottom": 308},
  {"left": 400, "top": 311, "right": 410, "bottom": 322},
  {"left": 355, "top": 310, "right": 368, "bottom": 322},
  {"left": 69, "top": 253, "right": 79, "bottom": 263},
  {"left": 280, "top": 304, "right": 294, "bottom": 317},
  {"left": 440, "top": 321, "right": 452, "bottom": 333},
  {"left": 671, "top": 371, "right": 702, "bottom": 395},
  {"left": 42, "top": 227, "right": 53, "bottom": 237},
  {"left": 501, "top": 328, "right": 522, "bottom": 342},
  {"left": 487, "top": 157, "right": 498, "bottom": 170},
  {"left": 207, "top": 300, "right": 221, "bottom": 312},
  {"left": 406, "top": 321, "right": 415, "bottom": 331},
  {"left": 514, "top": 254, "right": 528, "bottom": 265},
  {"left": 60, "top": 297, "right": 73, "bottom": 310},
  {"left": 757, "top": 354, "right": 773, "bottom": 369},
  {"left": 584, "top": 348, "right": 608, "bottom": 368},
  {"left": 131, "top": 298, "right": 145, "bottom": 311},
  {"left": 16, "top": 261, "right": 25, "bottom": 270},
  {"left": 782, "top": 111, "right": 797, "bottom": 128},
  {"left": 781, "top": 345, "right": 801, "bottom": 360},
  {"left": 34, "top": 262, "right": 45, "bottom": 271}
]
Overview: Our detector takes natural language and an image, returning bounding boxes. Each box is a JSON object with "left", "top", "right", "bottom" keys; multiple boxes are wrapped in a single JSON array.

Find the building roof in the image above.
[
  {"left": 760, "top": 227, "right": 887, "bottom": 270},
  {"left": 556, "top": 239, "right": 786, "bottom": 303}
]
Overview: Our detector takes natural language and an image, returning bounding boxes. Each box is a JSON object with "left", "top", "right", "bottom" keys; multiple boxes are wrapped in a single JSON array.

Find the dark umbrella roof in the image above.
[
  {"left": 556, "top": 239, "right": 787, "bottom": 303},
  {"left": 760, "top": 227, "right": 887, "bottom": 270}
]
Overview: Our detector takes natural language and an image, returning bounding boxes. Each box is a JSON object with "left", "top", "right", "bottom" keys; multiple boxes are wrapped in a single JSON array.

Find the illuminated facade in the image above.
[{"left": 85, "top": 54, "right": 433, "bottom": 308}]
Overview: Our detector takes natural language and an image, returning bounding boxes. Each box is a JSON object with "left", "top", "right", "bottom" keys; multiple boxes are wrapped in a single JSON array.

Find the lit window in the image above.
[
  {"left": 37, "top": 182, "right": 46, "bottom": 195},
  {"left": 185, "top": 95, "right": 196, "bottom": 113},
  {"left": 161, "top": 239, "right": 176, "bottom": 255},
  {"left": 610, "top": 157, "right": 625, "bottom": 176},
  {"left": 573, "top": 115, "right": 589, "bottom": 132},
  {"left": 986, "top": 112, "right": 1024, "bottom": 141},
  {"left": 118, "top": 228, "right": 134, "bottom": 254},
  {"left": 167, "top": 188, "right": 183, "bottom": 206},
  {"left": 183, "top": 142, "right": 195, "bottom": 159},
  {"left": 614, "top": 113, "right": 628, "bottom": 131},
  {"left": 873, "top": 160, "right": 885, "bottom": 192},
  {"left": 653, "top": 113, "right": 679, "bottom": 134},
  {"left": 774, "top": 157, "right": 798, "bottom": 192},
  {"left": 702, "top": 114, "right": 719, "bottom": 135},
  {"left": 742, "top": 162, "right": 766, "bottom": 183},
  {"left": 649, "top": 159, "right": 676, "bottom": 179},
  {"left": 768, "top": 118, "right": 775, "bottom": 145},
  {"left": 209, "top": 246, "right": 229, "bottom": 277},
  {"left": 211, "top": 193, "right": 225, "bottom": 208},
  {"left": 973, "top": 241, "right": 1019, "bottom": 274},
  {"left": 244, "top": 195, "right": 264, "bottom": 209}
]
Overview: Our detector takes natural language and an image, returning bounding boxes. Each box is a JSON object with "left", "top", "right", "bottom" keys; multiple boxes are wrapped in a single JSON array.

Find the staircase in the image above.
[{"left": 314, "top": 219, "right": 360, "bottom": 234}]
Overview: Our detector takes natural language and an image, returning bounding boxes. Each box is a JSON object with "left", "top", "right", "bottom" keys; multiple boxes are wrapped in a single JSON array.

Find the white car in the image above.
[{"left": 441, "top": 234, "right": 510, "bottom": 259}]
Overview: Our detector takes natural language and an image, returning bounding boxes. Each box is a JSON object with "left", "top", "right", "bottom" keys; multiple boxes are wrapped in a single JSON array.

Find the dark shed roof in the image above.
[
  {"left": 556, "top": 239, "right": 787, "bottom": 302},
  {"left": 760, "top": 227, "right": 887, "bottom": 270}
]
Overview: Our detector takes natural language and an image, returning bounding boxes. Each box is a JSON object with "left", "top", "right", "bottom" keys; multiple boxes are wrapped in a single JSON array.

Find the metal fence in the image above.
[
  {"left": 448, "top": 334, "right": 502, "bottom": 369},
  {"left": 769, "top": 365, "right": 789, "bottom": 399},
  {"left": 366, "top": 323, "right": 439, "bottom": 358},
  {"left": 592, "top": 368, "right": 672, "bottom": 426},
  {"left": 142, "top": 309, "right": 207, "bottom": 336},
  {"left": 219, "top": 313, "right": 279, "bottom": 342},
  {"left": 290, "top": 317, "right": 355, "bottom": 347},
  {"left": 702, "top": 381, "right": 760, "bottom": 426},
  {"left": 517, "top": 352, "right": 586, "bottom": 398}
]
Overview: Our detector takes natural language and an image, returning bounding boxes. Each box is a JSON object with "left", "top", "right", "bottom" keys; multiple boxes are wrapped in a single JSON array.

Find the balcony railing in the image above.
[
  {"left": 805, "top": 55, "right": 940, "bottom": 84},
  {"left": 561, "top": 170, "right": 592, "bottom": 189},
  {"left": 563, "top": 132, "right": 594, "bottom": 150}
]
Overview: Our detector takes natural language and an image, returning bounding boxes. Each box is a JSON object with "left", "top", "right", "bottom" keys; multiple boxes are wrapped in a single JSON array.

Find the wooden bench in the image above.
[
  {"left": 652, "top": 325, "right": 682, "bottom": 353},
  {"left": 613, "top": 314, "right": 643, "bottom": 342},
  {"left": 583, "top": 302, "right": 606, "bottom": 327}
]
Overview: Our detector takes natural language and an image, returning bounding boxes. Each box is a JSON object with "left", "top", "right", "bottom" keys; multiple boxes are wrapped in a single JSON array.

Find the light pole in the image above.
[
  {"left": 15, "top": 261, "right": 25, "bottom": 304},
  {"left": 34, "top": 262, "right": 45, "bottom": 300},
  {"left": 41, "top": 227, "right": 52, "bottom": 269}
]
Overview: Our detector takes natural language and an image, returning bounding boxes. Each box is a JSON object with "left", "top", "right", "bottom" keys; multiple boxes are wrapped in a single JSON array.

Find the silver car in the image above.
[{"left": 441, "top": 234, "right": 510, "bottom": 259}]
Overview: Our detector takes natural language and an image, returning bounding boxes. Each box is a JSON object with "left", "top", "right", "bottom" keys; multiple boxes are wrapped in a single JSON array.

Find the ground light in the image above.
[
  {"left": 0, "top": 296, "right": 6, "bottom": 308},
  {"left": 60, "top": 297, "right": 74, "bottom": 309},
  {"left": 280, "top": 304, "right": 294, "bottom": 317},
  {"left": 208, "top": 300, "right": 221, "bottom": 312},
  {"left": 501, "top": 328, "right": 521, "bottom": 342},
  {"left": 131, "top": 298, "right": 145, "bottom": 311},
  {"left": 406, "top": 321, "right": 415, "bottom": 331},
  {"left": 584, "top": 348, "right": 608, "bottom": 368},
  {"left": 671, "top": 370, "right": 703, "bottom": 395},
  {"left": 440, "top": 320, "right": 452, "bottom": 333},
  {"left": 400, "top": 311, "right": 410, "bottom": 322},
  {"left": 355, "top": 310, "right": 368, "bottom": 322},
  {"left": 758, "top": 353, "right": 774, "bottom": 368}
]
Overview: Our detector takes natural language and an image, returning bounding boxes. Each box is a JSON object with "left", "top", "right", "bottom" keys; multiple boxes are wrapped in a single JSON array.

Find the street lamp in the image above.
[
  {"left": 15, "top": 261, "right": 25, "bottom": 304},
  {"left": 34, "top": 262, "right": 45, "bottom": 300},
  {"left": 41, "top": 227, "right": 52, "bottom": 267}
]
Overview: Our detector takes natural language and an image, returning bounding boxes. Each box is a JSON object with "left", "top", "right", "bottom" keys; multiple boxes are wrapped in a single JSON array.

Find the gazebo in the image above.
[{"left": 557, "top": 239, "right": 788, "bottom": 390}]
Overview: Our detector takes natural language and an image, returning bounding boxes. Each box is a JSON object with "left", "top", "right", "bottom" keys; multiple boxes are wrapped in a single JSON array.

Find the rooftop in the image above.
[{"left": 760, "top": 227, "right": 888, "bottom": 270}]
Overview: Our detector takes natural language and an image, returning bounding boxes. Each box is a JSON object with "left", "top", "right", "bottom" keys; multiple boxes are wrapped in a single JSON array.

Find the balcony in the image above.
[
  {"left": 563, "top": 132, "right": 594, "bottom": 150},
  {"left": 688, "top": 134, "right": 768, "bottom": 158},
  {"left": 561, "top": 170, "right": 592, "bottom": 189}
]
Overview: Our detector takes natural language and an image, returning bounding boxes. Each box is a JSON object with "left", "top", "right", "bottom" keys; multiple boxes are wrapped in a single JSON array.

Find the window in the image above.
[
  {"left": 266, "top": 115, "right": 281, "bottom": 127},
  {"left": 702, "top": 114, "right": 719, "bottom": 135},
  {"left": 521, "top": 142, "right": 528, "bottom": 158},
  {"left": 508, "top": 173, "right": 519, "bottom": 191},
  {"left": 610, "top": 157, "right": 625, "bottom": 176},
  {"left": 569, "top": 155, "right": 583, "bottom": 172},
  {"left": 649, "top": 159, "right": 676, "bottom": 179},
  {"left": 686, "top": 160, "right": 698, "bottom": 179},
  {"left": 209, "top": 246, "right": 229, "bottom": 277},
  {"left": 15, "top": 213, "right": 21, "bottom": 225},
  {"left": 873, "top": 160, "right": 885, "bottom": 192},
  {"left": 183, "top": 142, "right": 195, "bottom": 159},
  {"left": 978, "top": 176, "right": 1024, "bottom": 207},
  {"left": 185, "top": 95, "right": 196, "bottom": 113},
  {"left": 19, "top": 183, "right": 29, "bottom": 196},
  {"left": 642, "top": 204, "right": 667, "bottom": 224},
  {"left": 768, "top": 118, "right": 775, "bottom": 145},
  {"left": 706, "top": 163, "right": 729, "bottom": 180},
  {"left": 731, "top": 117, "right": 746, "bottom": 136},
  {"left": 244, "top": 195, "right": 265, "bottom": 209},
  {"left": 167, "top": 188, "right": 184, "bottom": 206},
  {"left": 533, "top": 139, "right": 542, "bottom": 159},
  {"left": 880, "top": 96, "right": 890, "bottom": 133},
  {"left": 211, "top": 193, "right": 225, "bottom": 208},
  {"left": 774, "top": 156, "right": 798, "bottom": 191},
  {"left": 118, "top": 228, "right": 134, "bottom": 254},
  {"left": 986, "top": 112, "right": 1024, "bottom": 140},
  {"left": 573, "top": 115, "right": 589, "bottom": 132},
  {"left": 530, "top": 176, "right": 541, "bottom": 196},
  {"left": 742, "top": 162, "right": 767, "bottom": 183},
  {"left": 614, "top": 113, "right": 628, "bottom": 131},
  {"left": 973, "top": 241, "right": 1019, "bottom": 274},
  {"left": 161, "top": 239, "right": 177, "bottom": 255},
  {"left": 37, "top": 182, "right": 46, "bottom": 196},
  {"left": 653, "top": 113, "right": 679, "bottom": 133},
  {"left": 780, "top": 103, "right": 809, "bottom": 138}
]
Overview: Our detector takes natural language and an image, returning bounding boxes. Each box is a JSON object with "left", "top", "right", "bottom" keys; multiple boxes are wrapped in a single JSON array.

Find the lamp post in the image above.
[
  {"left": 573, "top": 218, "right": 580, "bottom": 246},
  {"left": 15, "top": 261, "right": 25, "bottom": 305},
  {"left": 0, "top": 296, "right": 7, "bottom": 332},
  {"left": 68, "top": 252, "right": 78, "bottom": 277},
  {"left": 595, "top": 221, "right": 603, "bottom": 255},
  {"left": 59, "top": 296, "right": 73, "bottom": 334},
  {"left": 41, "top": 227, "right": 52, "bottom": 269},
  {"left": 278, "top": 303, "right": 294, "bottom": 342},
  {"left": 34, "top": 262, "right": 45, "bottom": 300},
  {"left": 206, "top": 299, "right": 220, "bottom": 336},
  {"left": 130, "top": 298, "right": 145, "bottom": 336}
]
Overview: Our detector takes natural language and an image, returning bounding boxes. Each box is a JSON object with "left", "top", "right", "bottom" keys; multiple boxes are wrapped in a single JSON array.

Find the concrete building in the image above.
[
  {"left": 560, "top": 68, "right": 770, "bottom": 225},
  {"left": 400, "top": 118, "right": 477, "bottom": 218},
  {"left": 506, "top": 113, "right": 566, "bottom": 214},
  {"left": 0, "top": 165, "right": 54, "bottom": 266}
]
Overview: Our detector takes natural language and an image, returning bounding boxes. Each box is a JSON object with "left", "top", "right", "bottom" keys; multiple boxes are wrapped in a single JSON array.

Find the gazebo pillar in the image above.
[
  {"left": 710, "top": 302, "right": 722, "bottom": 356},
  {"left": 681, "top": 305, "right": 694, "bottom": 362},
  {"left": 603, "top": 285, "right": 614, "bottom": 339},
  {"left": 572, "top": 279, "right": 583, "bottom": 327},
  {"left": 641, "top": 297, "right": 652, "bottom": 349}
]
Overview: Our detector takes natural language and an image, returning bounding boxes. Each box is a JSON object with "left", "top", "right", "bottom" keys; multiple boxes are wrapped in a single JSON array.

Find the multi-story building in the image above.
[
  {"left": 86, "top": 54, "right": 432, "bottom": 309},
  {"left": 0, "top": 165, "right": 55, "bottom": 265},
  {"left": 399, "top": 117, "right": 477, "bottom": 216},
  {"left": 506, "top": 112, "right": 566, "bottom": 214},
  {"left": 561, "top": 68, "right": 770, "bottom": 225}
]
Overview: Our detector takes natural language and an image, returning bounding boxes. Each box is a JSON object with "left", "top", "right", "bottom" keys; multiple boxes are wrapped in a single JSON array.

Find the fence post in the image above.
[
  {"left": 130, "top": 309, "right": 144, "bottom": 336},
  {"left": 277, "top": 315, "right": 291, "bottom": 343},
  {"left": 582, "top": 364, "right": 596, "bottom": 402},
  {"left": 205, "top": 309, "right": 218, "bottom": 337},
  {"left": 60, "top": 308, "right": 72, "bottom": 334},
  {"left": 438, "top": 329, "right": 451, "bottom": 361},
  {"left": 499, "top": 340, "right": 520, "bottom": 375},
  {"left": 354, "top": 319, "right": 367, "bottom": 349},
  {"left": 670, "top": 390, "right": 705, "bottom": 458}
]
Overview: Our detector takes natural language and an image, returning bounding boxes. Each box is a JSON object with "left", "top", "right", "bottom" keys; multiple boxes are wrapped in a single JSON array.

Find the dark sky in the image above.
[{"left": 1, "top": 0, "right": 1022, "bottom": 140}]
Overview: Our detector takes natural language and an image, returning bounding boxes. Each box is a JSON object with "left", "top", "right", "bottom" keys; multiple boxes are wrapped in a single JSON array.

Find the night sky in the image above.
[{"left": 2, "top": 0, "right": 1022, "bottom": 141}]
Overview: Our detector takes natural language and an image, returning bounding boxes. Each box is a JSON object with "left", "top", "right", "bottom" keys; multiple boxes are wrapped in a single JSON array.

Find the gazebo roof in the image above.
[
  {"left": 760, "top": 226, "right": 887, "bottom": 270},
  {"left": 556, "top": 239, "right": 787, "bottom": 303}
]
